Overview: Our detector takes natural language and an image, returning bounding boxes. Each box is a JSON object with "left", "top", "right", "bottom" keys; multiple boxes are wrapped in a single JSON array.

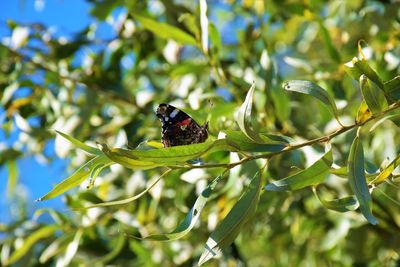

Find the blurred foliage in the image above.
[{"left": 1, "top": 0, "right": 400, "bottom": 266}]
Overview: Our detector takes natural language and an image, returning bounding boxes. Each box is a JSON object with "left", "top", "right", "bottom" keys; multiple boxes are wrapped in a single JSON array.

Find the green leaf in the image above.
[
  {"left": 369, "top": 154, "right": 400, "bottom": 185},
  {"left": 384, "top": 76, "right": 400, "bottom": 101},
  {"left": 344, "top": 57, "right": 385, "bottom": 92},
  {"left": 93, "top": 235, "right": 126, "bottom": 265},
  {"left": 283, "top": 80, "right": 342, "bottom": 126},
  {"left": 313, "top": 187, "right": 358, "bottom": 212},
  {"left": 348, "top": 134, "right": 378, "bottom": 225},
  {"left": 34, "top": 208, "right": 70, "bottom": 225},
  {"left": 318, "top": 20, "right": 341, "bottom": 62},
  {"left": 330, "top": 166, "right": 376, "bottom": 181},
  {"left": 39, "top": 233, "right": 75, "bottom": 263},
  {"left": 128, "top": 174, "right": 222, "bottom": 241},
  {"left": 100, "top": 144, "right": 165, "bottom": 169},
  {"left": 265, "top": 145, "right": 333, "bottom": 191},
  {"left": 236, "top": 82, "right": 264, "bottom": 143},
  {"left": 37, "top": 155, "right": 112, "bottom": 201},
  {"left": 131, "top": 13, "right": 197, "bottom": 46},
  {"left": 6, "top": 225, "right": 59, "bottom": 265},
  {"left": 104, "top": 139, "right": 239, "bottom": 165},
  {"left": 209, "top": 23, "right": 222, "bottom": 54},
  {"left": 79, "top": 169, "right": 172, "bottom": 209},
  {"left": 60, "top": 229, "right": 83, "bottom": 266},
  {"left": 55, "top": 130, "right": 101, "bottom": 155},
  {"left": 359, "top": 75, "right": 387, "bottom": 114},
  {"left": 6, "top": 160, "right": 18, "bottom": 197},
  {"left": 223, "top": 130, "right": 289, "bottom": 153},
  {"left": 198, "top": 172, "right": 262, "bottom": 266}
]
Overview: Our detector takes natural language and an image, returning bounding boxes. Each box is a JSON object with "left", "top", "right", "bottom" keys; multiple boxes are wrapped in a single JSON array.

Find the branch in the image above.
[{"left": 175, "top": 101, "right": 400, "bottom": 170}]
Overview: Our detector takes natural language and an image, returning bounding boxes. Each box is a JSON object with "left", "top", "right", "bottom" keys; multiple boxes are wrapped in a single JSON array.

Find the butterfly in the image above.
[{"left": 156, "top": 103, "right": 209, "bottom": 147}]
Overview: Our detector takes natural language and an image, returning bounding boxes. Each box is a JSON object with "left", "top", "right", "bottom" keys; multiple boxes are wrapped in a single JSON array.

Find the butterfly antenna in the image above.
[{"left": 205, "top": 100, "right": 214, "bottom": 124}]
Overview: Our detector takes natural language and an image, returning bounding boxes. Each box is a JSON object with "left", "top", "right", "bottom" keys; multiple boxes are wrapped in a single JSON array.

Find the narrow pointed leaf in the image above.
[
  {"left": 39, "top": 233, "right": 75, "bottom": 263},
  {"left": 198, "top": 172, "right": 261, "bottom": 266},
  {"left": 313, "top": 187, "right": 358, "bottom": 212},
  {"left": 385, "top": 76, "right": 400, "bottom": 101},
  {"left": 37, "top": 155, "right": 112, "bottom": 201},
  {"left": 370, "top": 154, "right": 400, "bottom": 185},
  {"left": 359, "top": 75, "right": 387, "bottom": 114},
  {"left": 130, "top": 174, "right": 223, "bottom": 241},
  {"left": 55, "top": 130, "right": 101, "bottom": 155},
  {"left": 107, "top": 139, "right": 239, "bottom": 165},
  {"left": 131, "top": 13, "right": 197, "bottom": 45},
  {"left": 265, "top": 145, "right": 332, "bottom": 191},
  {"left": 223, "top": 130, "right": 289, "bottom": 153},
  {"left": 6, "top": 225, "right": 59, "bottom": 265},
  {"left": 283, "top": 80, "right": 342, "bottom": 125},
  {"left": 348, "top": 135, "right": 378, "bottom": 225},
  {"left": 236, "top": 82, "right": 264, "bottom": 143},
  {"left": 100, "top": 144, "right": 160, "bottom": 170},
  {"left": 6, "top": 160, "right": 18, "bottom": 197},
  {"left": 344, "top": 57, "right": 385, "bottom": 91},
  {"left": 80, "top": 169, "right": 172, "bottom": 209}
]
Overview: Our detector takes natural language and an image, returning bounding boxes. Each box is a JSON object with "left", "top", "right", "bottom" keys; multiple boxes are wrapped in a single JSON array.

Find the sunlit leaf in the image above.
[
  {"left": 103, "top": 139, "right": 239, "bottom": 165},
  {"left": 236, "top": 82, "right": 264, "bottom": 143},
  {"left": 344, "top": 57, "right": 385, "bottom": 91},
  {"left": 57, "top": 229, "right": 83, "bottom": 267},
  {"left": 6, "top": 160, "right": 18, "bottom": 197},
  {"left": 283, "top": 80, "right": 342, "bottom": 126},
  {"left": 126, "top": 173, "right": 223, "bottom": 241},
  {"left": 39, "top": 233, "right": 75, "bottom": 263},
  {"left": 369, "top": 154, "right": 400, "bottom": 185},
  {"left": 131, "top": 13, "right": 197, "bottom": 45},
  {"left": 6, "top": 225, "right": 59, "bottom": 265},
  {"left": 265, "top": 145, "right": 332, "bottom": 191},
  {"left": 198, "top": 171, "right": 261, "bottom": 265},
  {"left": 37, "top": 155, "right": 112, "bottom": 201},
  {"left": 199, "top": 0, "right": 208, "bottom": 53},
  {"left": 348, "top": 134, "right": 378, "bottom": 225},
  {"left": 55, "top": 130, "right": 101, "bottom": 155},
  {"left": 356, "top": 101, "right": 372, "bottom": 124}
]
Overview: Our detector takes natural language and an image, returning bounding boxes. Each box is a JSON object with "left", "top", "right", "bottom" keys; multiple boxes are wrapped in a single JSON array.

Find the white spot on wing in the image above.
[
  {"left": 170, "top": 109, "right": 179, "bottom": 118},
  {"left": 164, "top": 117, "right": 169, "bottom": 121}
]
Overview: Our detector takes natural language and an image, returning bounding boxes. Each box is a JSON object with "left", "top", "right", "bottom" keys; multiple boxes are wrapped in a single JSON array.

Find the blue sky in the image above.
[{"left": 0, "top": 0, "right": 95, "bottom": 223}]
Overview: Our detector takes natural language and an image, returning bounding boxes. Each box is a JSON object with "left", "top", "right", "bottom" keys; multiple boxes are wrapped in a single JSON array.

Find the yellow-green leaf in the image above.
[
  {"left": 37, "top": 155, "right": 112, "bottom": 201},
  {"left": 6, "top": 225, "right": 59, "bottom": 265},
  {"left": 131, "top": 13, "right": 197, "bottom": 46}
]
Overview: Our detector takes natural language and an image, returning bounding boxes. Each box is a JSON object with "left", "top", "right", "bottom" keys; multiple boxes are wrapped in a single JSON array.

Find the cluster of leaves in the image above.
[{"left": 1, "top": 0, "right": 400, "bottom": 266}]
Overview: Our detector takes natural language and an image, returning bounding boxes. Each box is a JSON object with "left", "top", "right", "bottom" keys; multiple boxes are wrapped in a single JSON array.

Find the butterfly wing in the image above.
[{"left": 156, "top": 103, "right": 208, "bottom": 147}]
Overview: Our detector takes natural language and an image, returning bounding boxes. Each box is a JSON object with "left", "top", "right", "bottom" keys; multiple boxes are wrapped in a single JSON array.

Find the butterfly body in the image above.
[{"left": 156, "top": 103, "right": 208, "bottom": 147}]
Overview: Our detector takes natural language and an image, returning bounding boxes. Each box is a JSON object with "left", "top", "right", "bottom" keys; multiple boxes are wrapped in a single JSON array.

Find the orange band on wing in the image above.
[{"left": 176, "top": 118, "right": 192, "bottom": 126}]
